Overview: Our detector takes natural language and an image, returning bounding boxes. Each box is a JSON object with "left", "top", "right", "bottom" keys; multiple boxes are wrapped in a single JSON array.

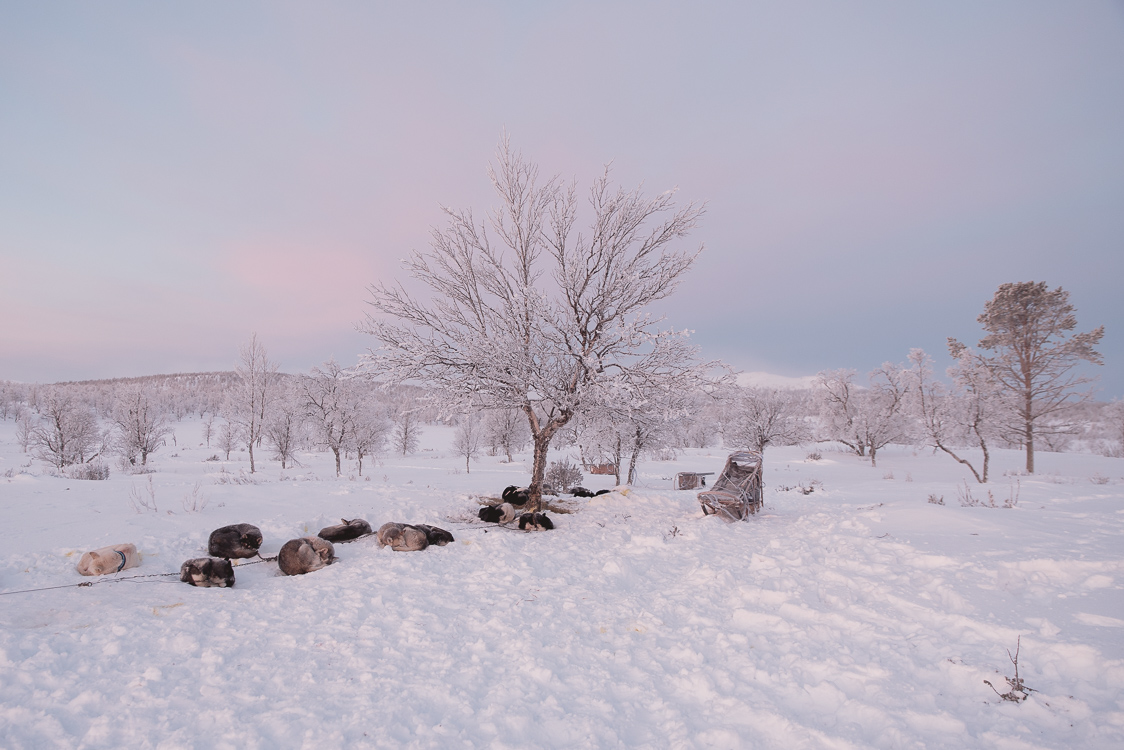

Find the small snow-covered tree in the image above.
[
  {"left": 264, "top": 382, "right": 304, "bottom": 470},
  {"left": 451, "top": 413, "right": 483, "bottom": 473},
  {"left": 111, "top": 385, "right": 170, "bottom": 467},
  {"left": 391, "top": 408, "right": 422, "bottom": 456},
  {"left": 202, "top": 414, "right": 215, "bottom": 448},
  {"left": 301, "top": 359, "right": 364, "bottom": 477},
  {"left": 216, "top": 421, "right": 240, "bottom": 461},
  {"left": 910, "top": 348, "right": 1002, "bottom": 483},
  {"left": 352, "top": 399, "right": 389, "bottom": 476},
  {"left": 362, "top": 139, "right": 704, "bottom": 511},
  {"left": 484, "top": 408, "right": 528, "bottom": 462},
  {"left": 225, "top": 333, "right": 279, "bottom": 473},
  {"left": 948, "top": 282, "right": 1104, "bottom": 473},
  {"left": 816, "top": 365, "right": 910, "bottom": 467},
  {"left": 31, "top": 389, "right": 102, "bottom": 468},
  {"left": 724, "top": 386, "right": 810, "bottom": 455}
]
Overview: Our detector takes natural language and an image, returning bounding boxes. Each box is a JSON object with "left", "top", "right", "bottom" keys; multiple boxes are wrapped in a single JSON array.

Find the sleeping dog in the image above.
[
  {"left": 317, "top": 518, "right": 373, "bottom": 543},
  {"left": 501, "top": 486, "right": 532, "bottom": 506},
  {"left": 277, "top": 536, "right": 336, "bottom": 575},
  {"left": 376, "top": 522, "right": 429, "bottom": 551},
  {"left": 518, "top": 512, "right": 554, "bottom": 531},
  {"left": 478, "top": 502, "right": 517, "bottom": 524},
  {"left": 208, "top": 524, "right": 263, "bottom": 559},
  {"left": 76, "top": 543, "right": 140, "bottom": 576},
  {"left": 180, "top": 557, "right": 235, "bottom": 588}
]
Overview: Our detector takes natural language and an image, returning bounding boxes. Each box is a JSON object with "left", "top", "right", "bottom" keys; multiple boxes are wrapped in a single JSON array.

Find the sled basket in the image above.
[{"left": 698, "top": 450, "right": 763, "bottom": 522}]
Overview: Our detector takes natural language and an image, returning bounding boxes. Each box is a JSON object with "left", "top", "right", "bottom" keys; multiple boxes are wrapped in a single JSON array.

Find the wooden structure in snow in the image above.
[
  {"left": 698, "top": 451, "right": 763, "bottom": 521},
  {"left": 674, "top": 471, "right": 714, "bottom": 490}
]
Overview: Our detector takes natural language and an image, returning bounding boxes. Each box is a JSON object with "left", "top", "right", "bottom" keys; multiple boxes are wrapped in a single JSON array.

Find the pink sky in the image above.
[{"left": 1, "top": 2, "right": 1121, "bottom": 395}]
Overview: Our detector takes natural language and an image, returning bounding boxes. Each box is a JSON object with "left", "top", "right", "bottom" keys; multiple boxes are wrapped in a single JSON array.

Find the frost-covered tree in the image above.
[
  {"left": 31, "top": 389, "right": 102, "bottom": 468},
  {"left": 225, "top": 334, "right": 279, "bottom": 473},
  {"left": 451, "top": 413, "right": 483, "bottom": 473},
  {"left": 110, "top": 385, "right": 170, "bottom": 467},
  {"left": 949, "top": 282, "right": 1104, "bottom": 473},
  {"left": 351, "top": 399, "right": 389, "bottom": 476},
  {"left": 910, "top": 348, "right": 1002, "bottom": 483},
  {"left": 484, "top": 408, "right": 528, "bottom": 462},
  {"left": 301, "top": 359, "right": 363, "bottom": 477},
  {"left": 724, "top": 386, "right": 810, "bottom": 455},
  {"left": 391, "top": 408, "right": 422, "bottom": 456},
  {"left": 816, "top": 365, "right": 911, "bottom": 467},
  {"left": 216, "top": 421, "right": 239, "bottom": 461},
  {"left": 362, "top": 139, "right": 705, "bottom": 509},
  {"left": 264, "top": 382, "right": 304, "bottom": 470}
]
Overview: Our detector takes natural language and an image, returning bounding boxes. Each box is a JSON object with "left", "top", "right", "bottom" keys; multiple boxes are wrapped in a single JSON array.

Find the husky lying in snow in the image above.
[
  {"left": 501, "top": 486, "right": 532, "bottom": 506},
  {"left": 77, "top": 543, "right": 140, "bottom": 576},
  {"left": 412, "top": 524, "right": 455, "bottom": 546},
  {"left": 376, "top": 522, "right": 428, "bottom": 551},
  {"left": 376, "top": 522, "right": 455, "bottom": 551},
  {"left": 478, "top": 502, "right": 517, "bottom": 524},
  {"left": 317, "top": 518, "right": 373, "bottom": 543},
  {"left": 208, "top": 524, "right": 263, "bottom": 559},
  {"left": 518, "top": 512, "right": 554, "bottom": 531},
  {"left": 277, "top": 537, "right": 336, "bottom": 575},
  {"left": 180, "top": 557, "right": 235, "bottom": 588}
]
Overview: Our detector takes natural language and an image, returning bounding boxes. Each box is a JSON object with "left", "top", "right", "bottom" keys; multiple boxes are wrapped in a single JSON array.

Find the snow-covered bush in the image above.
[{"left": 545, "top": 459, "right": 582, "bottom": 493}]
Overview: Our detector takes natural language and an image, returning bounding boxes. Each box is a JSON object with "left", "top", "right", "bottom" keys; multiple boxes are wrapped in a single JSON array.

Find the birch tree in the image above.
[
  {"left": 362, "top": 139, "right": 705, "bottom": 510},
  {"left": 949, "top": 282, "right": 1104, "bottom": 473},
  {"left": 31, "top": 389, "right": 102, "bottom": 468},
  {"left": 226, "top": 333, "right": 279, "bottom": 474},
  {"left": 301, "top": 359, "right": 361, "bottom": 477},
  {"left": 725, "top": 386, "right": 810, "bottom": 456},
  {"left": 111, "top": 385, "right": 170, "bottom": 467},
  {"left": 910, "top": 348, "right": 1001, "bottom": 483},
  {"left": 816, "top": 365, "right": 911, "bottom": 467}
]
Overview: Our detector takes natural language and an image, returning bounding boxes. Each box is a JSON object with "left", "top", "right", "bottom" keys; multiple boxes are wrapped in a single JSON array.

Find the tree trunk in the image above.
[
  {"left": 528, "top": 433, "right": 551, "bottom": 512},
  {"left": 332, "top": 446, "right": 341, "bottom": 477},
  {"left": 627, "top": 427, "right": 643, "bottom": 485},
  {"left": 1025, "top": 422, "right": 1035, "bottom": 474},
  {"left": 249, "top": 441, "right": 256, "bottom": 474}
]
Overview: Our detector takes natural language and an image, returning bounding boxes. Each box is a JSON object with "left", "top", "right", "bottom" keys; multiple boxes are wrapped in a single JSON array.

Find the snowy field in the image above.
[{"left": 1, "top": 418, "right": 1123, "bottom": 749}]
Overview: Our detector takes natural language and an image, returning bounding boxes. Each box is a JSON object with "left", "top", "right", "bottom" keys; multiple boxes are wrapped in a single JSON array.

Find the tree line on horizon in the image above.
[{"left": 0, "top": 144, "right": 1113, "bottom": 497}]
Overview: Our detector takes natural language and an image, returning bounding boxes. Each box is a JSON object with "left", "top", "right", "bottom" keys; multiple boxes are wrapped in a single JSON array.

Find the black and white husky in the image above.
[
  {"left": 518, "top": 512, "right": 554, "bottom": 531},
  {"left": 180, "top": 557, "right": 235, "bottom": 588},
  {"left": 478, "top": 502, "right": 516, "bottom": 524}
]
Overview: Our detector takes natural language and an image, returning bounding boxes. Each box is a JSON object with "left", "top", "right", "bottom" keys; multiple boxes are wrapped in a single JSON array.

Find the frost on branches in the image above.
[{"left": 362, "top": 138, "right": 709, "bottom": 510}]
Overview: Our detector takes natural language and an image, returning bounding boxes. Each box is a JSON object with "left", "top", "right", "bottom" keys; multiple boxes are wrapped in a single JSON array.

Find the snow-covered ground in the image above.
[{"left": 2, "top": 418, "right": 1123, "bottom": 749}]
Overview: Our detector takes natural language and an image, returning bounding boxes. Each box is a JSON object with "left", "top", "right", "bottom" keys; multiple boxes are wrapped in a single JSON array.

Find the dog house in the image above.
[{"left": 698, "top": 450, "right": 763, "bottom": 521}]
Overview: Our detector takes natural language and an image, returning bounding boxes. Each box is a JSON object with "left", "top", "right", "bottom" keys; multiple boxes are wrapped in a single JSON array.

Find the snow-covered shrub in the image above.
[
  {"left": 67, "top": 461, "right": 110, "bottom": 481},
  {"left": 545, "top": 459, "right": 582, "bottom": 493}
]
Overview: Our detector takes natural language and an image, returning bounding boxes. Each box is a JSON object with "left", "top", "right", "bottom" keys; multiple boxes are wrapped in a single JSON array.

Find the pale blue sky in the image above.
[{"left": 2, "top": 2, "right": 1121, "bottom": 395}]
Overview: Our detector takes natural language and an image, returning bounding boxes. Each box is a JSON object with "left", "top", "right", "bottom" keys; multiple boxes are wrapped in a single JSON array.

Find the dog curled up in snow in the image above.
[
  {"left": 76, "top": 543, "right": 140, "bottom": 576},
  {"left": 277, "top": 537, "right": 336, "bottom": 576},
  {"left": 376, "top": 522, "right": 429, "bottom": 551},
  {"left": 478, "top": 502, "right": 516, "bottom": 524},
  {"left": 569, "top": 487, "right": 594, "bottom": 498},
  {"left": 412, "top": 524, "right": 455, "bottom": 546},
  {"left": 317, "top": 518, "right": 372, "bottom": 543},
  {"left": 518, "top": 512, "right": 554, "bottom": 531},
  {"left": 208, "top": 523, "right": 263, "bottom": 559},
  {"left": 180, "top": 557, "right": 235, "bottom": 588},
  {"left": 501, "top": 486, "right": 532, "bottom": 507}
]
